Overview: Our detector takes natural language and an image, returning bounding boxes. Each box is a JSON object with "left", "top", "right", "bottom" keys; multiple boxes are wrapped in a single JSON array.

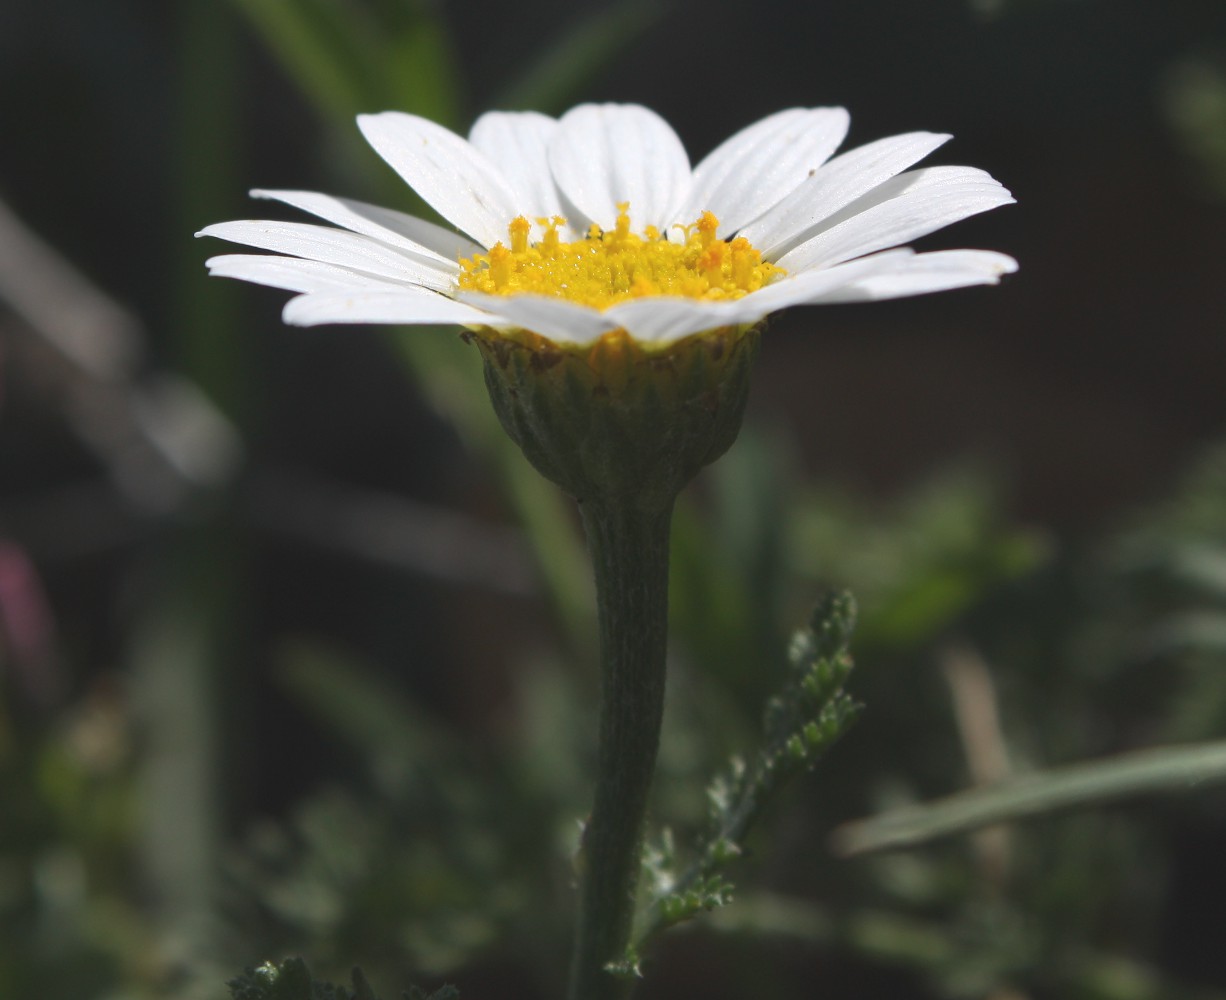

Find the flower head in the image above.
[{"left": 198, "top": 103, "right": 1015, "bottom": 347}]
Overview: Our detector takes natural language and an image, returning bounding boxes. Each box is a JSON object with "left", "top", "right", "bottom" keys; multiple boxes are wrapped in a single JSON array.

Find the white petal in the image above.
[
  {"left": 205, "top": 254, "right": 413, "bottom": 294},
  {"left": 731, "top": 249, "right": 919, "bottom": 312},
  {"left": 808, "top": 249, "right": 1018, "bottom": 302},
  {"left": 600, "top": 297, "right": 760, "bottom": 343},
  {"left": 282, "top": 288, "right": 493, "bottom": 327},
  {"left": 679, "top": 107, "right": 851, "bottom": 237},
  {"left": 457, "top": 292, "right": 617, "bottom": 345},
  {"left": 357, "top": 111, "right": 520, "bottom": 249},
  {"left": 777, "top": 166, "right": 1015, "bottom": 272},
  {"left": 197, "top": 220, "right": 456, "bottom": 289},
  {"left": 467, "top": 111, "right": 576, "bottom": 241},
  {"left": 251, "top": 189, "right": 481, "bottom": 263},
  {"left": 741, "top": 132, "right": 952, "bottom": 259},
  {"left": 598, "top": 250, "right": 918, "bottom": 341},
  {"left": 548, "top": 104, "right": 691, "bottom": 232}
]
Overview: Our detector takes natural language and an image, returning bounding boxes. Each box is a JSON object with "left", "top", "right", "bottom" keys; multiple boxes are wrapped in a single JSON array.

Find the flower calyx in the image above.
[{"left": 470, "top": 324, "right": 761, "bottom": 511}]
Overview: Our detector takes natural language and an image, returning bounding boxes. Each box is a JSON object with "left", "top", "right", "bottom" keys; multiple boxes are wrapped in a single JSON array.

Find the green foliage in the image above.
[
  {"left": 10, "top": 437, "right": 1226, "bottom": 999},
  {"left": 651, "top": 438, "right": 1226, "bottom": 999},
  {"left": 217, "top": 643, "right": 560, "bottom": 981},
  {"left": 227, "top": 957, "right": 457, "bottom": 1000},
  {"left": 1093, "top": 446, "right": 1226, "bottom": 748},
  {"left": 787, "top": 467, "right": 1046, "bottom": 650},
  {"left": 654, "top": 873, "right": 736, "bottom": 930},
  {"left": 495, "top": 2, "right": 664, "bottom": 115},
  {"left": 809, "top": 446, "right": 1226, "bottom": 999},
  {"left": 226, "top": 0, "right": 459, "bottom": 127},
  {"left": 977, "top": 0, "right": 1226, "bottom": 201},
  {"left": 406, "top": 987, "right": 460, "bottom": 1000},
  {"left": 6, "top": 0, "right": 1226, "bottom": 996},
  {"left": 635, "top": 592, "right": 862, "bottom": 951},
  {"left": 833, "top": 740, "right": 1226, "bottom": 856},
  {"left": 0, "top": 689, "right": 152, "bottom": 1000}
]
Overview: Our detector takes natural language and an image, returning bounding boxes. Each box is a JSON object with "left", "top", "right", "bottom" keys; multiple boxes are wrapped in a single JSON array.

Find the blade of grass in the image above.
[
  {"left": 832, "top": 740, "right": 1226, "bottom": 856},
  {"left": 275, "top": 639, "right": 461, "bottom": 768},
  {"left": 137, "top": 0, "right": 249, "bottom": 936},
  {"left": 496, "top": 0, "right": 664, "bottom": 114},
  {"left": 229, "top": 0, "right": 460, "bottom": 126},
  {"left": 176, "top": 0, "right": 246, "bottom": 416},
  {"left": 712, "top": 895, "right": 1226, "bottom": 1000},
  {"left": 382, "top": 14, "right": 461, "bottom": 126},
  {"left": 227, "top": 0, "right": 386, "bottom": 122}
]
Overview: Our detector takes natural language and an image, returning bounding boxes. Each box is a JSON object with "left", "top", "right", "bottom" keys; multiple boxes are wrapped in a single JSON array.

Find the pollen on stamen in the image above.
[
  {"left": 509, "top": 215, "right": 531, "bottom": 255},
  {"left": 699, "top": 243, "right": 726, "bottom": 286},
  {"left": 613, "top": 203, "right": 632, "bottom": 243},
  {"left": 457, "top": 206, "right": 785, "bottom": 310},
  {"left": 538, "top": 216, "right": 564, "bottom": 255}
]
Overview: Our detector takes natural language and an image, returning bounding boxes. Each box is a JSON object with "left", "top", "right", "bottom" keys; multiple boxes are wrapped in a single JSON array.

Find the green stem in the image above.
[{"left": 568, "top": 497, "right": 674, "bottom": 1000}]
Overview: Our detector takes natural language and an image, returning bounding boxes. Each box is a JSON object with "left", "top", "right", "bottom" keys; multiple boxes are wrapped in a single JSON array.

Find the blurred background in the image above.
[{"left": 2, "top": 0, "right": 1226, "bottom": 997}]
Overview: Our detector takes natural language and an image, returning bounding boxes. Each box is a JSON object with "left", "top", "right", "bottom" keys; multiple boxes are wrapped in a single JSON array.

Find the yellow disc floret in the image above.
[{"left": 456, "top": 205, "right": 785, "bottom": 309}]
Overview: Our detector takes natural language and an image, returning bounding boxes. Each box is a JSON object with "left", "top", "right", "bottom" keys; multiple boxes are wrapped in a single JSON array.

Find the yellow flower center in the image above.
[{"left": 456, "top": 205, "right": 785, "bottom": 309}]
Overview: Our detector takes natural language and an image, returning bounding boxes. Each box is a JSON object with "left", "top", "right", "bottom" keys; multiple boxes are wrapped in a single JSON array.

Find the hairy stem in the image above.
[{"left": 568, "top": 497, "right": 673, "bottom": 1000}]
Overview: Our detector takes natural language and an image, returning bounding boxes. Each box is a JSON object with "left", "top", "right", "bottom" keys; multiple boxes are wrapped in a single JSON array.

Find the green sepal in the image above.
[{"left": 469, "top": 325, "right": 760, "bottom": 510}]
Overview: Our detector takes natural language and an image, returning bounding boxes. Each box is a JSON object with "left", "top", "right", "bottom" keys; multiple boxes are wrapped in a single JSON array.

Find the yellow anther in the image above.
[
  {"left": 536, "top": 216, "right": 566, "bottom": 256},
  {"left": 614, "top": 203, "right": 631, "bottom": 242},
  {"left": 488, "top": 243, "right": 513, "bottom": 289},
  {"left": 699, "top": 243, "right": 726, "bottom": 284},
  {"left": 730, "top": 237, "right": 754, "bottom": 288},
  {"left": 509, "top": 216, "right": 531, "bottom": 254},
  {"left": 456, "top": 205, "right": 784, "bottom": 310}
]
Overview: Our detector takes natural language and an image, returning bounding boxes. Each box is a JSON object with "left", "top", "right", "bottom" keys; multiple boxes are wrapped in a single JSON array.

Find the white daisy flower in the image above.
[{"left": 198, "top": 103, "right": 1016, "bottom": 347}]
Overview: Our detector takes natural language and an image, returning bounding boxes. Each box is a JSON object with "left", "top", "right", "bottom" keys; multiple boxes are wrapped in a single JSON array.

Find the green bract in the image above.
[{"left": 471, "top": 324, "right": 760, "bottom": 511}]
